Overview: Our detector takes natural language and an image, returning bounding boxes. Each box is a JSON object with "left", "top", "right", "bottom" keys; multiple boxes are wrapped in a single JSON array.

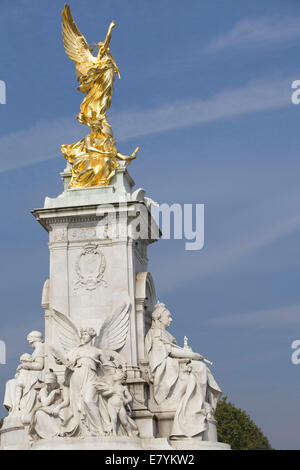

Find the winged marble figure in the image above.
[{"left": 49, "top": 300, "right": 131, "bottom": 436}]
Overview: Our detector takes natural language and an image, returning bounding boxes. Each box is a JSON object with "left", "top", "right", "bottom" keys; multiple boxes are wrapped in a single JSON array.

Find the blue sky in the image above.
[{"left": 1, "top": 0, "right": 300, "bottom": 449}]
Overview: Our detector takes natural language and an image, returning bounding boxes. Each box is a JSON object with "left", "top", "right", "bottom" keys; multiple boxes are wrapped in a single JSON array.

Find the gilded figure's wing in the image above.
[
  {"left": 51, "top": 309, "right": 81, "bottom": 353},
  {"left": 62, "top": 3, "right": 96, "bottom": 75},
  {"left": 96, "top": 300, "right": 131, "bottom": 351}
]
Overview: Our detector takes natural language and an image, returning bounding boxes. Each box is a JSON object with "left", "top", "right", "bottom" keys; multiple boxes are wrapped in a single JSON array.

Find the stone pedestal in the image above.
[
  {"left": 31, "top": 166, "right": 160, "bottom": 438},
  {"left": 34, "top": 170, "right": 158, "bottom": 356}
]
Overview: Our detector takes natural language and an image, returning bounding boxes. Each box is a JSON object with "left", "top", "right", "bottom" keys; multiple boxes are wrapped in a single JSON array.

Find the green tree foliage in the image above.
[{"left": 216, "top": 397, "right": 273, "bottom": 450}]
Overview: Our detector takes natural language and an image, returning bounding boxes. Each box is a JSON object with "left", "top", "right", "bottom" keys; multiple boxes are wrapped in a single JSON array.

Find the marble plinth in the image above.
[
  {"left": 170, "top": 439, "right": 231, "bottom": 451},
  {"left": 0, "top": 432, "right": 230, "bottom": 450},
  {"left": 30, "top": 436, "right": 144, "bottom": 451}
]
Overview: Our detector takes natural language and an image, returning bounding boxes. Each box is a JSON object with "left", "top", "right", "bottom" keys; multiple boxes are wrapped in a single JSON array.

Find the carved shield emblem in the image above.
[{"left": 74, "top": 243, "right": 107, "bottom": 291}]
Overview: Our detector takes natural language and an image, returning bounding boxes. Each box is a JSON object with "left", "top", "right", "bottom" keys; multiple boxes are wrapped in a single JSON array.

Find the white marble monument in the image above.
[{"left": 0, "top": 4, "right": 230, "bottom": 451}]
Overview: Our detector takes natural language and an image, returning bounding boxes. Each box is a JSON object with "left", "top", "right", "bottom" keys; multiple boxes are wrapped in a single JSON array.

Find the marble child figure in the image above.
[
  {"left": 97, "top": 368, "right": 139, "bottom": 437},
  {"left": 15, "top": 354, "right": 34, "bottom": 411}
]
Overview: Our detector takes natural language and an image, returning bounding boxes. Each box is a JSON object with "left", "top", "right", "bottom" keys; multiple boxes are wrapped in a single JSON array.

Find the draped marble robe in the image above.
[
  {"left": 145, "top": 325, "right": 222, "bottom": 439},
  {"left": 30, "top": 384, "right": 76, "bottom": 439},
  {"left": 64, "top": 344, "right": 112, "bottom": 437}
]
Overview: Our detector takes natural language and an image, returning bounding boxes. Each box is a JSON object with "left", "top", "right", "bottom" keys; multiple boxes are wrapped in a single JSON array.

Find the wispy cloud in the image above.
[
  {"left": 0, "top": 75, "right": 292, "bottom": 173},
  {"left": 206, "top": 304, "right": 300, "bottom": 328},
  {"left": 204, "top": 17, "right": 300, "bottom": 53},
  {"left": 113, "top": 76, "right": 290, "bottom": 139},
  {"left": 0, "top": 117, "right": 80, "bottom": 173}
]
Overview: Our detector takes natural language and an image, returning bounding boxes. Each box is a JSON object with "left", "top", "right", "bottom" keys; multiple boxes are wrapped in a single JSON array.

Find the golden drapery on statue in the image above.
[{"left": 61, "top": 3, "right": 139, "bottom": 188}]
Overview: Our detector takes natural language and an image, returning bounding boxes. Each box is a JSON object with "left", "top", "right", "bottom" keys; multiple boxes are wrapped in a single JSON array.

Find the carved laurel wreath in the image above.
[{"left": 74, "top": 243, "right": 107, "bottom": 291}]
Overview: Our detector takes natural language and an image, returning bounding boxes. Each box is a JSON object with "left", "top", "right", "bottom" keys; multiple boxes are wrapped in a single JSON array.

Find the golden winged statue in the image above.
[{"left": 61, "top": 4, "right": 139, "bottom": 188}]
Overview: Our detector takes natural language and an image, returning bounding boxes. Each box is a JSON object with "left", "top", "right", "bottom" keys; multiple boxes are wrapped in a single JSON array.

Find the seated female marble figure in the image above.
[
  {"left": 3, "top": 331, "right": 45, "bottom": 425},
  {"left": 145, "top": 302, "right": 222, "bottom": 439},
  {"left": 29, "top": 371, "right": 76, "bottom": 440}
]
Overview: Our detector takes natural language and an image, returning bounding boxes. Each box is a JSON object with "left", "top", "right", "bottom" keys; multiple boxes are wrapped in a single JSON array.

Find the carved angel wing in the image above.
[
  {"left": 51, "top": 309, "right": 81, "bottom": 354},
  {"left": 96, "top": 300, "right": 131, "bottom": 351},
  {"left": 62, "top": 3, "right": 96, "bottom": 75}
]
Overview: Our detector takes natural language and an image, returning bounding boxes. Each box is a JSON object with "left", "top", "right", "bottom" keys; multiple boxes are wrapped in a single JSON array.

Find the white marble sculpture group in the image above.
[{"left": 0, "top": 165, "right": 230, "bottom": 449}]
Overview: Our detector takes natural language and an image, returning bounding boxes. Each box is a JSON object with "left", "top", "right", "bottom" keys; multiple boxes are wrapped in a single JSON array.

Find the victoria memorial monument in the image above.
[{"left": 0, "top": 4, "right": 230, "bottom": 450}]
